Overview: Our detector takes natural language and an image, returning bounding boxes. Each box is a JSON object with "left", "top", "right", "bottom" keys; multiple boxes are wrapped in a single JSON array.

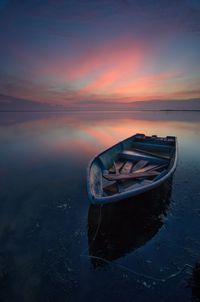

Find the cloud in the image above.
[{"left": 0, "top": 0, "right": 199, "bottom": 106}]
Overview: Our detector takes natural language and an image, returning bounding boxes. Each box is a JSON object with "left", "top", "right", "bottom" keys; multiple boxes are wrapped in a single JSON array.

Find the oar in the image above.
[{"left": 103, "top": 170, "right": 159, "bottom": 181}]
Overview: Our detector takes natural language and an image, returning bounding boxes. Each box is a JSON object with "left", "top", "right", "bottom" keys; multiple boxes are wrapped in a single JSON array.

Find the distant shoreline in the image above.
[{"left": 0, "top": 109, "right": 200, "bottom": 113}]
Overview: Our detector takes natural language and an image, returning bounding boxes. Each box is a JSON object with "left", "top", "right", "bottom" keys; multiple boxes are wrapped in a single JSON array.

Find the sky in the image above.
[{"left": 0, "top": 0, "right": 200, "bottom": 108}]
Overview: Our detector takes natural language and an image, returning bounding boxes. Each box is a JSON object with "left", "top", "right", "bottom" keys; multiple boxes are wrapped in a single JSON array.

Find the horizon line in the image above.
[{"left": 1, "top": 109, "right": 200, "bottom": 113}]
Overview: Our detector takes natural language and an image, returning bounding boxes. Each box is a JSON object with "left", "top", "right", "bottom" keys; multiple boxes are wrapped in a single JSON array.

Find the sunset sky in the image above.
[{"left": 0, "top": 0, "right": 200, "bottom": 108}]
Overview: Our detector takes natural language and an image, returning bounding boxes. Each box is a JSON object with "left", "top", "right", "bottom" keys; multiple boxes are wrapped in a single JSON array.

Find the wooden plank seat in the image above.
[{"left": 119, "top": 150, "right": 168, "bottom": 164}]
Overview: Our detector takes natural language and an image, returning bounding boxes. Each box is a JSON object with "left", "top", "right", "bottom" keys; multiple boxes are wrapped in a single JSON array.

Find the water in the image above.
[{"left": 0, "top": 111, "right": 200, "bottom": 302}]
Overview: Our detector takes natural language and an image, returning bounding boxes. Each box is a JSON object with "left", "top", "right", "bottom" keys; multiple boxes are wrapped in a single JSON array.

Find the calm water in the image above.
[{"left": 0, "top": 111, "right": 200, "bottom": 302}]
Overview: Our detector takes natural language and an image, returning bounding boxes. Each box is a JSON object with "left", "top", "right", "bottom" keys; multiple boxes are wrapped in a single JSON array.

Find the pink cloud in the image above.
[{"left": 1, "top": 34, "right": 199, "bottom": 105}]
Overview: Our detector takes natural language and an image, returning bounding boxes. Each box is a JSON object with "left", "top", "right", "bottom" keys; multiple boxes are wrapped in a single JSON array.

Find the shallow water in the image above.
[{"left": 0, "top": 111, "right": 200, "bottom": 302}]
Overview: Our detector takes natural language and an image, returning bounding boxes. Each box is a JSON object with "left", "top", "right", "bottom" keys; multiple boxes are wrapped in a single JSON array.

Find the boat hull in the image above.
[{"left": 87, "top": 134, "right": 177, "bottom": 204}]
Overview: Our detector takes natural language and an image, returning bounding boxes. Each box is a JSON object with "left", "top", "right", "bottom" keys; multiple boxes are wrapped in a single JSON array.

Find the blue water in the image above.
[{"left": 0, "top": 111, "right": 200, "bottom": 302}]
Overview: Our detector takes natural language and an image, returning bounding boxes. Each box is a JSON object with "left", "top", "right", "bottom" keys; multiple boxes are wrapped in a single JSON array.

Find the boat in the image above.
[{"left": 87, "top": 133, "right": 177, "bottom": 203}]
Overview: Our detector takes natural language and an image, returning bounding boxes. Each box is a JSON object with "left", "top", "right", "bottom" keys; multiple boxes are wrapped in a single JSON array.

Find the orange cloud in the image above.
[
  {"left": 67, "top": 37, "right": 143, "bottom": 81},
  {"left": 109, "top": 71, "right": 181, "bottom": 98}
]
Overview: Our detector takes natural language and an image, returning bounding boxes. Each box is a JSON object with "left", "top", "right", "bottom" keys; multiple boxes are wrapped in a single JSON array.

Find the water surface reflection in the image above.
[{"left": 0, "top": 111, "right": 200, "bottom": 302}]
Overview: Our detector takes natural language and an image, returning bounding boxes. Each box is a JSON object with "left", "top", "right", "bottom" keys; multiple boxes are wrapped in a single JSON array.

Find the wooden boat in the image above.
[{"left": 87, "top": 133, "right": 177, "bottom": 203}]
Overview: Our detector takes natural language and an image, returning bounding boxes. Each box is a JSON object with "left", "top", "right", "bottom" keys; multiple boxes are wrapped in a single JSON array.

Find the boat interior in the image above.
[{"left": 89, "top": 134, "right": 176, "bottom": 198}]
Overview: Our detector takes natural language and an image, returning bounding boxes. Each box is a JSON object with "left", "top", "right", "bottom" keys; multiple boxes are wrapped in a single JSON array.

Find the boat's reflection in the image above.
[
  {"left": 191, "top": 262, "right": 200, "bottom": 302},
  {"left": 88, "top": 179, "right": 172, "bottom": 268}
]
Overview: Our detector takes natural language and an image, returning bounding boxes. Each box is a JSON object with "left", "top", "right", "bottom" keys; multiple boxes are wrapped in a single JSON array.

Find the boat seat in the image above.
[{"left": 119, "top": 150, "right": 168, "bottom": 164}]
